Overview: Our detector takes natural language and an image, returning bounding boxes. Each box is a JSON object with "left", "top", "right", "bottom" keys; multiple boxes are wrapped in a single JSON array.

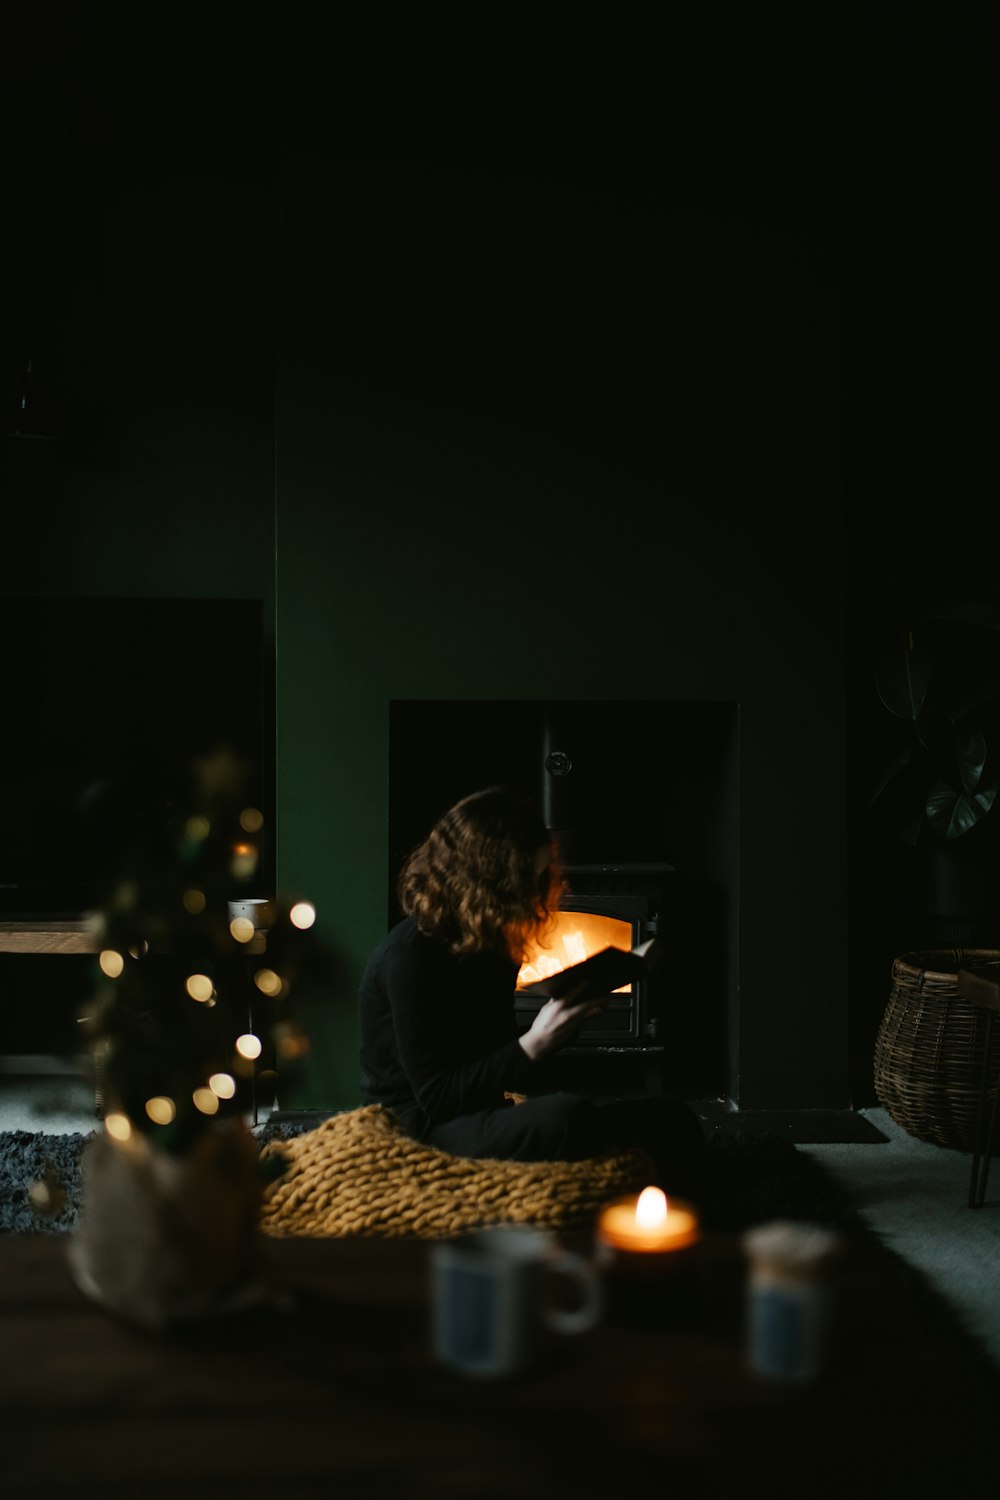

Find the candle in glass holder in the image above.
[{"left": 595, "top": 1187, "right": 702, "bottom": 1323}]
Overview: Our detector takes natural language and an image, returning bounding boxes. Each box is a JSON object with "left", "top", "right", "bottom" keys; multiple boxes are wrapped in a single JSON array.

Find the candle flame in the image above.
[{"left": 635, "top": 1186, "right": 668, "bottom": 1229}]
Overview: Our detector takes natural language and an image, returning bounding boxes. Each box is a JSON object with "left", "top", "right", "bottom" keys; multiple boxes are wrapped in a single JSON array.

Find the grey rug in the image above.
[
  {"left": 0, "top": 1121, "right": 315, "bottom": 1235},
  {"left": 802, "top": 1106, "right": 1000, "bottom": 1367}
]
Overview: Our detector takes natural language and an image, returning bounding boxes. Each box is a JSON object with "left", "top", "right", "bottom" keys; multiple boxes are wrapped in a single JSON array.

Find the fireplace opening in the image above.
[{"left": 514, "top": 864, "right": 672, "bottom": 1056}]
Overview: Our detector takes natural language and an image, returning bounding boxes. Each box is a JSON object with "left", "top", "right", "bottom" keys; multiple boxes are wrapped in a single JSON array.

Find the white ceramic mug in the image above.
[
  {"left": 430, "top": 1223, "right": 603, "bottom": 1378},
  {"left": 226, "top": 898, "right": 275, "bottom": 930}
]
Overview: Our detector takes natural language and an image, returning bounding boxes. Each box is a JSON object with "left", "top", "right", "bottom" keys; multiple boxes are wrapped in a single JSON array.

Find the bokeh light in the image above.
[
  {"left": 28, "top": 1178, "right": 65, "bottom": 1214},
  {"left": 236, "top": 1033, "right": 262, "bottom": 1060},
  {"left": 185, "top": 973, "right": 214, "bottom": 1002},
  {"left": 113, "top": 881, "right": 138, "bottom": 911},
  {"left": 290, "top": 901, "right": 316, "bottom": 930},
  {"left": 239, "top": 806, "right": 264, "bottom": 833},
  {"left": 104, "top": 1112, "right": 132, "bottom": 1141},
  {"left": 184, "top": 815, "right": 211, "bottom": 842},
  {"left": 99, "top": 950, "right": 124, "bottom": 979},
  {"left": 209, "top": 1072, "right": 236, "bottom": 1099},
  {"left": 229, "top": 916, "right": 255, "bottom": 943},
  {"left": 230, "top": 845, "right": 258, "bottom": 879},
  {"left": 193, "top": 1086, "right": 220, "bottom": 1115},
  {"left": 145, "top": 1096, "right": 176, "bottom": 1125},
  {"left": 253, "top": 968, "right": 282, "bottom": 996},
  {"left": 182, "top": 887, "right": 207, "bottom": 915},
  {"left": 275, "top": 1023, "right": 310, "bottom": 1060}
]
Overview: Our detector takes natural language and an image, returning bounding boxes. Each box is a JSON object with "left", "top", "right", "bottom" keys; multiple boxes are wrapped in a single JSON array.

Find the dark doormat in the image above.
[{"left": 693, "top": 1097, "right": 891, "bottom": 1143}]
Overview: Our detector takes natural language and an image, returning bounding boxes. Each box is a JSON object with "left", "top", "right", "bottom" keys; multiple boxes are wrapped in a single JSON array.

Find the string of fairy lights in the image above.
[{"left": 79, "top": 749, "right": 323, "bottom": 1151}]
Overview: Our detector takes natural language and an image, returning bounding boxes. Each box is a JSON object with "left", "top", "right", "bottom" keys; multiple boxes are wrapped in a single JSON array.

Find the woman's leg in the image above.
[
  {"left": 424, "top": 1092, "right": 605, "bottom": 1162},
  {"left": 422, "top": 1092, "right": 707, "bottom": 1193},
  {"left": 590, "top": 1095, "right": 707, "bottom": 1197}
]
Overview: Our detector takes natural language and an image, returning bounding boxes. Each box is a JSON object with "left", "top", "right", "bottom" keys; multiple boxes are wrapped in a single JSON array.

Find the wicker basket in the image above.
[{"left": 874, "top": 949, "right": 1000, "bottom": 1151}]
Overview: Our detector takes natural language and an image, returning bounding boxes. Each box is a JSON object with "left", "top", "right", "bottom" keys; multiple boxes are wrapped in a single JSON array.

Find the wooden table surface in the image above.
[{"left": 1, "top": 1227, "right": 998, "bottom": 1497}]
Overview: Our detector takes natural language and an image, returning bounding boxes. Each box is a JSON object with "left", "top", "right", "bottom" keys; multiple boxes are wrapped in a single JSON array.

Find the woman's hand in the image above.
[{"left": 518, "top": 995, "right": 602, "bottom": 1062}]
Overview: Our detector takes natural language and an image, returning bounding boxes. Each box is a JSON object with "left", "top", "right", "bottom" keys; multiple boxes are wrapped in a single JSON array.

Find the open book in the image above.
[{"left": 516, "top": 938, "right": 660, "bottom": 1006}]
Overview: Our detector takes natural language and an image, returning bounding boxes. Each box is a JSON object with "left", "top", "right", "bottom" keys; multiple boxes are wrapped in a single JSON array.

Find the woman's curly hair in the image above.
[{"left": 398, "top": 786, "right": 565, "bottom": 960}]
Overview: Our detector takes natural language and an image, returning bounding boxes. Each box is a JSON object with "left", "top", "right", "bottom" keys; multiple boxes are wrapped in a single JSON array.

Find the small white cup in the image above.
[
  {"left": 430, "top": 1223, "right": 603, "bottom": 1379},
  {"left": 742, "top": 1220, "right": 842, "bottom": 1383},
  {"left": 227, "top": 898, "right": 275, "bottom": 930}
]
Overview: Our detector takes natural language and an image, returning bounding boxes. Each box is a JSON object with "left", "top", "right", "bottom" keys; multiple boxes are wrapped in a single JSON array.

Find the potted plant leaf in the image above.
[
  {"left": 868, "top": 596, "right": 1000, "bottom": 1144},
  {"left": 871, "top": 597, "right": 1000, "bottom": 941}
]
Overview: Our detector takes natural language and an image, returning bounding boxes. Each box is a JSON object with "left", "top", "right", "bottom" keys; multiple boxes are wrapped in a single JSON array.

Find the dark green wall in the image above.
[{"left": 275, "top": 155, "right": 848, "bottom": 1112}]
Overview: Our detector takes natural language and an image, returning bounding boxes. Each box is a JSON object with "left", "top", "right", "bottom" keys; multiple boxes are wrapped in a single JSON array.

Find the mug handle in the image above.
[{"left": 540, "top": 1247, "right": 604, "bottom": 1335}]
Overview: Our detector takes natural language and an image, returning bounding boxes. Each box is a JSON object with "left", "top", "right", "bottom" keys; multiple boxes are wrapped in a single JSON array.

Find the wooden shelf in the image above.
[{"left": 0, "top": 921, "right": 96, "bottom": 955}]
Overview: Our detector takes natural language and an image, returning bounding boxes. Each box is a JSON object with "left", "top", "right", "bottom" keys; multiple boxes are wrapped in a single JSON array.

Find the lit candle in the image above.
[
  {"left": 595, "top": 1187, "right": 702, "bottom": 1324},
  {"left": 597, "top": 1186, "right": 701, "bottom": 1257}
]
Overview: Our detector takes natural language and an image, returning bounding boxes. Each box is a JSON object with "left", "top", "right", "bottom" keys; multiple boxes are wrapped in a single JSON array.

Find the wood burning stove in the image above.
[{"left": 514, "top": 861, "right": 674, "bottom": 1060}]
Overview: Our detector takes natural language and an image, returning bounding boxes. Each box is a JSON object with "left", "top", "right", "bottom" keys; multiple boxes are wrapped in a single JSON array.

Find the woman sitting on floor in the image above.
[{"left": 357, "top": 785, "right": 705, "bottom": 1196}]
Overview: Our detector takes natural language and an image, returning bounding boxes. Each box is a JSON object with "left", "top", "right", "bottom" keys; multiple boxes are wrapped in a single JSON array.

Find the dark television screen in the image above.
[{"left": 0, "top": 595, "right": 271, "bottom": 916}]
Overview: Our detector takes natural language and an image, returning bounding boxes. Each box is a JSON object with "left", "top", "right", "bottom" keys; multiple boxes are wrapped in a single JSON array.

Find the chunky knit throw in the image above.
[{"left": 258, "top": 1105, "right": 653, "bottom": 1239}]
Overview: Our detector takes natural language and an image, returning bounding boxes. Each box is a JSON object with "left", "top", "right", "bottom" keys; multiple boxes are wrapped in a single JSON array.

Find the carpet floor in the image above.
[{"left": 801, "top": 1105, "right": 1000, "bottom": 1368}]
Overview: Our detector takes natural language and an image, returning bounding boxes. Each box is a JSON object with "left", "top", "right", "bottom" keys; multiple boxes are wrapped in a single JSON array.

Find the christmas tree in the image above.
[{"left": 77, "top": 742, "right": 324, "bottom": 1153}]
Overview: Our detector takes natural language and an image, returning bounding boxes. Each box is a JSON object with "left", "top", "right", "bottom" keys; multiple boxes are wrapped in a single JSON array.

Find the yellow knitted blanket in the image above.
[{"left": 259, "top": 1105, "right": 652, "bottom": 1239}]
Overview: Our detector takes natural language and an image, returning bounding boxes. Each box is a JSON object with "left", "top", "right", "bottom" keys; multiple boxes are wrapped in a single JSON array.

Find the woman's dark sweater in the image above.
[{"left": 357, "top": 916, "right": 541, "bottom": 1139}]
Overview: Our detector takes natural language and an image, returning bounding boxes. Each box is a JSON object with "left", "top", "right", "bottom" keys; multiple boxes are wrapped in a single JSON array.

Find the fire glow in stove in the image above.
[{"left": 514, "top": 861, "right": 674, "bottom": 1063}]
